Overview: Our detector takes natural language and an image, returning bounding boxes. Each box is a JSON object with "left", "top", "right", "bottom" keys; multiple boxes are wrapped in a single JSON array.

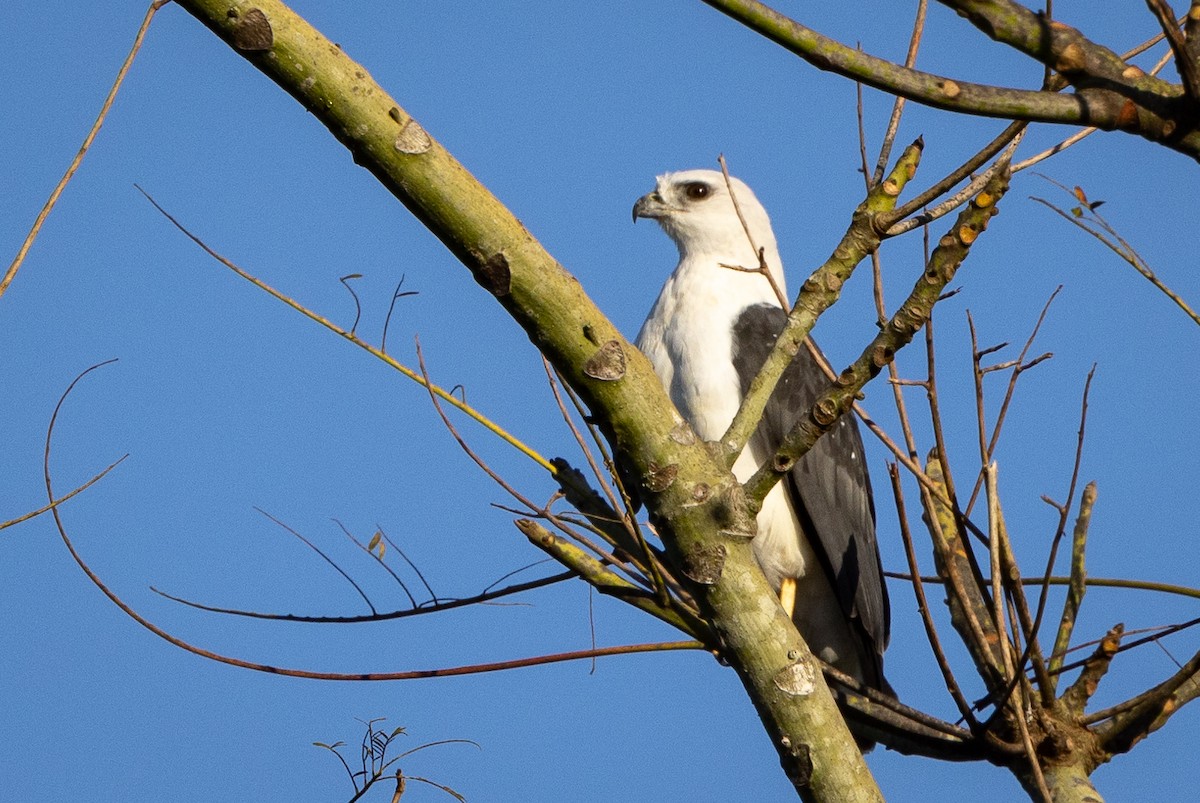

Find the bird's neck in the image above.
[{"left": 667, "top": 242, "right": 789, "bottom": 310}]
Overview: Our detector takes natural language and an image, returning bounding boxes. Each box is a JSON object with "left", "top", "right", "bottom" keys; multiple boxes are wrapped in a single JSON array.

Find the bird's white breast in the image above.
[
  {"left": 636, "top": 252, "right": 814, "bottom": 588},
  {"left": 636, "top": 255, "right": 776, "bottom": 441}
]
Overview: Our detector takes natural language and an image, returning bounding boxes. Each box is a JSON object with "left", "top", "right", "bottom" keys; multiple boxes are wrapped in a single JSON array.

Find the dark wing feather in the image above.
[{"left": 732, "top": 304, "right": 890, "bottom": 689}]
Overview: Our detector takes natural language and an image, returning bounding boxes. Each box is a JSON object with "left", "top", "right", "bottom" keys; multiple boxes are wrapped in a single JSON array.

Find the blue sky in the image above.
[{"left": 3, "top": 2, "right": 1198, "bottom": 800}]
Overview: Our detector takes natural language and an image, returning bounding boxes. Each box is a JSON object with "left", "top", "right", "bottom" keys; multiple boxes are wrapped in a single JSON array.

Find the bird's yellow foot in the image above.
[{"left": 779, "top": 576, "right": 797, "bottom": 618}]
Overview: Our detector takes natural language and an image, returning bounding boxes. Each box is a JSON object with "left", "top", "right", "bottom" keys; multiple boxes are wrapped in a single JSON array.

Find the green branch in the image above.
[
  {"left": 701, "top": 0, "right": 1200, "bottom": 159},
  {"left": 170, "top": 2, "right": 883, "bottom": 798},
  {"left": 721, "top": 140, "right": 922, "bottom": 466},
  {"left": 746, "top": 167, "right": 1013, "bottom": 503}
]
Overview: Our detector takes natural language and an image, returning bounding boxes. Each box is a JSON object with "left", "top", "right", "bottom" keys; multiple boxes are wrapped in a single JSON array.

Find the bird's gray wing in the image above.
[{"left": 731, "top": 304, "right": 890, "bottom": 687}]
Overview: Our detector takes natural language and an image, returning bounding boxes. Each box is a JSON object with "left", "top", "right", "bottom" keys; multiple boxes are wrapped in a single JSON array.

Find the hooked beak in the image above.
[{"left": 632, "top": 192, "right": 669, "bottom": 223}]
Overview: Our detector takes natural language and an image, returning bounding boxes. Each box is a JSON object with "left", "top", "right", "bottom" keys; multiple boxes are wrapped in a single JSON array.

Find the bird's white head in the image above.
[{"left": 632, "top": 169, "right": 780, "bottom": 270}]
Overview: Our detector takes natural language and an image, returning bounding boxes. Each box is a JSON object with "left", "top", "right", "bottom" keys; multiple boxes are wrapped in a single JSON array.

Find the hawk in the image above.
[{"left": 633, "top": 169, "right": 890, "bottom": 693}]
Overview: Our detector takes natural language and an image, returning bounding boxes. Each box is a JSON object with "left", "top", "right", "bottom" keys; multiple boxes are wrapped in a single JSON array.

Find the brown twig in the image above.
[
  {"left": 716, "top": 155, "right": 789, "bottom": 311},
  {"left": 1, "top": 453, "right": 127, "bottom": 531},
  {"left": 151, "top": 569, "right": 575, "bottom": 623},
  {"left": 257, "top": 508, "right": 380, "bottom": 614},
  {"left": 1029, "top": 369, "right": 1095, "bottom": 692},
  {"left": 964, "top": 289, "right": 1062, "bottom": 516},
  {"left": 873, "top": 0, "right": 928, "bottom": 186},
  {"left": 412, "top": 342, "right": 653, "bottom": 595},
  {"left": 2, "top": 1, "right": 168, "bottom": 302},
  {"left": 332, "top": 519, "right": 420, "bottom": 609},
  {"left": 136, "top": 185, "right": 558, "bottom": 474},
  {"left": 889, "top": 464, "right": 978, "bottom": 725},
  {"left": 1146, "top": 0, "right": 1200, "bottom": 102},
  {"left": 1031, "top": 178, "right": 1200, "bottom": 327},
  {"left": 43, "top": 362, "right": 707, "bottom": 682}
]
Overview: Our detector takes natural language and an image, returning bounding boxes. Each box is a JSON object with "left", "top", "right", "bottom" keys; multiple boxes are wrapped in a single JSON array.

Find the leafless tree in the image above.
[{"left": 12, "top": 2, "right": 1200, "bottom": 802}]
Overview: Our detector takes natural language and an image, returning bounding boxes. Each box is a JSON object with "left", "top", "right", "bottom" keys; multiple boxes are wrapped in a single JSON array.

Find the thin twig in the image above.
[
  {"left": 379, "top": 275, "right": 418, "bottom": 355},
  {"left": 2, "top": 1, "right": 168, "bottom": 302},
  {"left": 1031, "top": 179, "right": 1200, "bottom": 327},
  {"left": 1145, "top": 0, "right": 1200, "bottom": 101},
  {"left": 378, "top": 526, "right": 443, "bottom": 605},
  {"left": 716, "top": 155, "right": 789, "bottom": 310},
  {"left": 151, "top": 569, "right": 576, "bottom": 623},
  {"left": 965, "top": 289, "right": 1062, "bottom": 516},
  {"left": 257, "top": 508, "right": 378, "bottom": 616},
  {"left": 136, "top": 187, "right": 558, "bottom": 474},
  {"left": 872, "top": 0, "right": 928, "bottom": 186},
  {"left": 332, "top": 519, "right": 419, "bottom": 609},
  {"left": 889, "top": 464, "right": 977, "bottom": 725},
  {"left": 1, "top": 454, "right": 127, "bottom": 531}
]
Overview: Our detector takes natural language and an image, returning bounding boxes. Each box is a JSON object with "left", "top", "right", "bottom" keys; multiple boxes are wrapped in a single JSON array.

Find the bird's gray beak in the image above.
[{"left": 632, "top": 192, "right": 666, "bottom": 223}]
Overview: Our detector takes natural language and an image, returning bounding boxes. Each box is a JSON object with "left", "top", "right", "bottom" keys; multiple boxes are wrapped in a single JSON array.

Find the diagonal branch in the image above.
[
  {"left": 1097, "top": 647, "right": 1200, "bottom": 755},
  {"left": 1060, "top": 623, "right": 1122, "bottom": 715},
  {"left": 702, "top": 0, "right": 1084, "bottom": 121},
  {"left": 3, "top": 1, "right": 168, "bottom": 303},
  {"left": 170, "top": 3, "right": 883, "bottom": 795},
  {"left": 1031, "top": 180, "right": 1200, "bottom": 327},
  {"left": 721, "top": 139, "right": 923, "bottom": 465},
  {"left": 701, "top": 0, "right": 1200, "bottom": 157},
  {"left": 1050, "top": 482, "right": 1097, "bottom": 683},
  {"left": 745, "top": 166, "right": 1012, "bottom": 504},
  {"left": 518, "top": 520, "right": 710, "bottom": 639},
  {"left": 1145, "top": 0, "right": 1200, "bottom": 102},
  {"left": 1, "top": 454, "right": 127, "bottom": 532}
]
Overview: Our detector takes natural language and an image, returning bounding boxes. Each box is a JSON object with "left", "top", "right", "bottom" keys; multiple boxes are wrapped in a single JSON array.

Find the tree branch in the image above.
[
  {"left": 702, "top": 0, "right": 1084, "bottom": 121},
  {"left": 169, "top": 2, "right": 883, "bottom": 797},
  {"left": 745, "top": 166, "right": 1012, "bottom": 503},
  {"left": 702, "top": 0, "right": 1200, "bottom": 158},
  {"left": 1050, "top": 482, "right": 1097, "bottom": 683},
  {"left": 518, "top": 519, "right": 710, "bottom": 639},
  {"left": 1096, "top": 647, "right": 1200, "bottom": 755},
  {"left": 1144, "top": 0, "right": 1200, "bottom": 103},
  {"left": 721, "top": 140, "right": 922, "bottom": 466}
]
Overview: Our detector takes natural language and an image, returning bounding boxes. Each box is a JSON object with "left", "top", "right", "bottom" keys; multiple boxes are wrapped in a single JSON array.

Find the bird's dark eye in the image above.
[{"left": 683, "top": 182, "right": 711, "bottom": 200}]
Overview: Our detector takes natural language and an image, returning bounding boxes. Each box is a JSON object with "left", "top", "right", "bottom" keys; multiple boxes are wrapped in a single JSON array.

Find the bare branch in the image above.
[
  {"left": 151, "top": 569, "right": 575, "bottom": 623},
  {"left": 3, "top": 1, "right": 168, "bottom": 302},
  {"left": 256, "top": 508, "right": 378, "bottom": 615},
  {"left": 924, "top": 453, "right": 1007, "bottom": 691},
  {"left": 888, "top": 464, "right": 978, "bottom": 726},
  {"left": 135, "top": 186, "right": 560, "bottom": 474},
  {"left": 871, "top": 0, "right": 929, "bottom": 187},
  {"left": 702, "top": 0, "right": 1200, "bottom": 156},
  {"left": 1031, "top": 179, "right": 1200, "bottom": 327},
  {"left": 720, "top": 140, "right": 923, "bottom": 464},
  {"left": 1145, "top": 0, "right": 1200, "bottom": 102},
  {"left": 1050, "top": 482, "right": 1098, "bottom": 683},
  {"left": 746, "top": 165, "right": 1011, "bottom": 504},
  {"left": 518, "top": 519, "right": 710, "bottom": 639},
  {"left": 1, "top": 454, "right": 127, "bottom": 532},
  {"left": 702, "top": 0, "right": 1087, "bottom": 122},
  {"left": 1097, "top": 646, "right": 1200, "bottom": 755}
]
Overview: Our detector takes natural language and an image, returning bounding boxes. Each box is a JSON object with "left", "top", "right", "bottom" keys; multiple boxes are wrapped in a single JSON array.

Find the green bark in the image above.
[{"left": 171, "top": 1, "right": 881, "bottom": 798}]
